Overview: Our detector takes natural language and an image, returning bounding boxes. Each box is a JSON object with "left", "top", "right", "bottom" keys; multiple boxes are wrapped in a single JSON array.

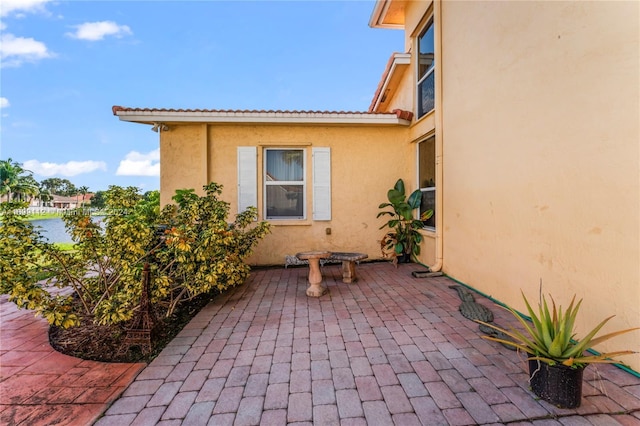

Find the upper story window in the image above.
[
  {"left": 265, "top": 148, "right": 305, "bottom": 219},
  {"left": 417, "top": 19, "right": 435, "bottom": 118},
  {"left": 418, "top": 136, "right": 435, "bottom": 229}
]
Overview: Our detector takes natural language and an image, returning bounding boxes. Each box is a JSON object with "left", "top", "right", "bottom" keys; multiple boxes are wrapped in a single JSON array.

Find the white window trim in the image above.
[
  {"left": 416, "top": 18, "right": 435, "bottom": 118},
  {"left": 417, "top": 137, "right": 436, "bottom": 231},
  {"left": 264, "top": 148, "right": 307, "bottom": 220}
]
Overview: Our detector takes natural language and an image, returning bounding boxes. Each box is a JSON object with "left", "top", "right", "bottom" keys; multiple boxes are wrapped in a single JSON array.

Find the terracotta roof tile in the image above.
[{"left": 392, "top": 109, "right": 413, "bottom": 121}]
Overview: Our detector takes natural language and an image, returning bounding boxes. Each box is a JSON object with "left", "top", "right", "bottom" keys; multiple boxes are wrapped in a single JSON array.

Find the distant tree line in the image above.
[{"left": 1, "top": 158, "right": 98, "bottom": 208}]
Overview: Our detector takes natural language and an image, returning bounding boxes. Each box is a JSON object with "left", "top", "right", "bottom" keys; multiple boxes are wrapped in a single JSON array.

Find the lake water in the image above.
[
  {"left": 30, "top": 218, "right": 74, "bottom": 243},
  {"left": 30, "top": 217, "right": 105, "bottom": 243}
]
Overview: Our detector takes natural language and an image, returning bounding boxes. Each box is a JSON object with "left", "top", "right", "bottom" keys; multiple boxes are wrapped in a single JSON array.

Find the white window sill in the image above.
[
  {"left": 419, "top": 227, "right": 436, "bottom": 235},
  {"left": 268, "top": 220, "right": 312, "bottom": 226}
]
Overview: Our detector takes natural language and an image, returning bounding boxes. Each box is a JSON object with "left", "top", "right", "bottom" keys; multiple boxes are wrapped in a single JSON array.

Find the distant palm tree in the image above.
[
  {"left": 1, "top": 158, "right": 20, "bottom": 201},
  {"left": 77, "top": 185, "right": 90, "bottom": 207},
  {"left": 0, "top": 158, "right": 37, "bottom": 203},
  {"left": 37, "top": 185, "right": 53, "bottom": 207},
  {"left": 14, "top": 175, "right": 40, "bottom": 203}
]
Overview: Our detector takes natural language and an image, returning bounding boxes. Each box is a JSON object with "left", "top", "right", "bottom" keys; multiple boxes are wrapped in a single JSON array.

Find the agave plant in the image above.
[{"left": 477, "top": 291, "right": 639, "bottom": 368}]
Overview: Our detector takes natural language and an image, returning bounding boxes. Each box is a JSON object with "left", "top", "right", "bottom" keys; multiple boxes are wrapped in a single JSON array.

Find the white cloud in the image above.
[
  {"left": 0, "top": 33, "right": 53, "bottom": 67},
  {"left": 66, "top": 21, "right": 132, "bottom": 41},
  {"left": 116, "top": 149, "right": 160, "bottom": 177},
  {"left": 0, "top": 0, "right": 52, "bottom": 17},
  {"left": 24, "top": 159, "right": 107, "bottom": 177},
  {"left": 0, "top": 97, "right": 7, "bottom": 119}
]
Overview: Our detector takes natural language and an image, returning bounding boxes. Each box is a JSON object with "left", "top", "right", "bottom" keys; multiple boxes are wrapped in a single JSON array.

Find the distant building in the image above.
[{"left": 51, "top": 194, "right": 93, "bottom": 209}]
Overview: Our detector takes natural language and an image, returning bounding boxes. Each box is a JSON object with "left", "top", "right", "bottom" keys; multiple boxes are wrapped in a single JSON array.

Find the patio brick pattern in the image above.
[
  {"left": 96, "top": 263, "right": 640, "bottom": 425},
  {"left": 2, "top": 262, "right": 640, "bottom": 425}
]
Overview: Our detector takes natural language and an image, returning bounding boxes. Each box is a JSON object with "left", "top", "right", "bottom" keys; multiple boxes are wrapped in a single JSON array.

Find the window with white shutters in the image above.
[{"left": 237, "top": 146, "right": 331, "bottom": 221}]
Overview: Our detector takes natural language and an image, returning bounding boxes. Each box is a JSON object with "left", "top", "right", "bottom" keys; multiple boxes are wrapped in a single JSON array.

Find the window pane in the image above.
[
  {"left": 418, "top": 71, "right": 435, "bottom": 117},
  {"left": 419, "top": 137, "right": 435, "bottom": 189},
  {"left": 419, "top": 136, "right": 436, "bottom": 229},
  {"left": 266, "top": 150, "right": 303, "bottom": 181},
  {"left": 266, "top": 185, "right": 304, "bottom": 218},
  {"left": 417, "top": 19, "right": 435, "bottom": 118},
  {"left": 418, "top": 23, "right": 434, "bottom": 79},
  {"left": 420, "top": 189, "right": 435, "bottom": 228},
  {"left": 265, "top": 148, "right": 305, "bottom": 219}
]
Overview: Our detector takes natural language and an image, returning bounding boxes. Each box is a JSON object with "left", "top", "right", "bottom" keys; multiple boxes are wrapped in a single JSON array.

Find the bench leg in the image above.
[
  {"left": 306, "top": 259, "right": 327, "bottom": 297},
  {"left": 341, "top": 261, "right": 357, "bottom": 283}
]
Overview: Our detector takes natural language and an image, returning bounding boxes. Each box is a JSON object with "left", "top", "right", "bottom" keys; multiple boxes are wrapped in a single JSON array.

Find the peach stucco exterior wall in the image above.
[
  {"left": 160, "top": 123, "right": 414, "bottom": 266},
  {"left": 436, "top": 1, "right": 640, "bottom": 370},
  {"left": 160, "top": 124, "right": 208, "bottom": 206},
  {"left": 380, "top": 69, "right": 414, "bottom": 115}
]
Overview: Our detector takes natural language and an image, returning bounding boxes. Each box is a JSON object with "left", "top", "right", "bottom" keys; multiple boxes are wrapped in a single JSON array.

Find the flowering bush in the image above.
[{"left": 0, "top": 182, "right": 270, "bottom": 327}]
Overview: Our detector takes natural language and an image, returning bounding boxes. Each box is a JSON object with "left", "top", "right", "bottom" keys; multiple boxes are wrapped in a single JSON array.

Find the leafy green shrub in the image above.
[
  {"left": 154, "top": 183, "right": 270, "bottom": 316},
  {"left": 0, "top": 202, "right": 78, "bottom": 327},
  {"left": 0, "top": 183, "right": 270, "bottom": 327}
]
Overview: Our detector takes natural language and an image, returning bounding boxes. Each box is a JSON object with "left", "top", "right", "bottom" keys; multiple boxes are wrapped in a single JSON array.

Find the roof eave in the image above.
[
  {"left": 369, "top": 0, "right": 405, "bottom": 29},
  {"left": 114, "top": 110, "right": 412, "bottom": 126},
  {"left": 369, "top": 53, "right": 411, "bottom": 113}
]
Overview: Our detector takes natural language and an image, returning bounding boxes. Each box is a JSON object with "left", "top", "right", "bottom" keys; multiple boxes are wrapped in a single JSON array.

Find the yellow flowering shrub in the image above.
[{"left": 0, "top": 182, "right": 269, "bottom": 327}]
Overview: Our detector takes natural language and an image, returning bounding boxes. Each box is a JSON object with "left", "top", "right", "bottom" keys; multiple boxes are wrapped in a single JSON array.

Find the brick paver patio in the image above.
[{"left": 91, "top": 262, "right": 640, "bottom": 425}]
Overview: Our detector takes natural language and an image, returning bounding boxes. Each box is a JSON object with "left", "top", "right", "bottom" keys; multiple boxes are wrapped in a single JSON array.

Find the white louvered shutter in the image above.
[
  {"left": 237, "top": 146, "right": 257, "bottom": 213},
  {"left": 312, "top": 147, "right": 331, "bottom": 221}
]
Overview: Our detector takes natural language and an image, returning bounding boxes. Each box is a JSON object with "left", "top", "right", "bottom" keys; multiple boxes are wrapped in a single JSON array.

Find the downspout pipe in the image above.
[{"left": 428, "top": 0, "right": 444, "bottom": 272}]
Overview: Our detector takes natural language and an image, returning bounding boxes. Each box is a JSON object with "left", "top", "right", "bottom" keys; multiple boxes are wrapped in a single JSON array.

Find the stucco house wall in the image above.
[
  {"left": 370, "top": 0, "right": 639, "bottom": 372},
  {"left": 159, "top": 122, "right": 413, "bottom": 265},
  {"left": 160, "top": 124, "right": 208, "bottom": 206},
  {"left": 438, "top": 0, "right": 639, "bottom": 372}
]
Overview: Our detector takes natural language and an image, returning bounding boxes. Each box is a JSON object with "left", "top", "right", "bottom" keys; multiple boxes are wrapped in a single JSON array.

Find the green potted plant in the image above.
[
  {"left": 477, "top": 291, "right": 639, "bottom": 408},
  {"left": 377, "top": 179, "right": 432, "bottom": 265}
]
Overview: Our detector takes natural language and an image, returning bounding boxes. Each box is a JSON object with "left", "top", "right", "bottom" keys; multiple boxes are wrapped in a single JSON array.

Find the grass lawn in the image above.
[
  {"left": 25, "top": 213, "right": 63, "bottom": 220},
  {"left": 54, "top": 242, "right": 76, "bottom": 251},
  {"left": 35, "top": 243, "right": 76, "bottom": 280},
  {"left": 24, "top": 211, "right": 105, "bottom": 221}
]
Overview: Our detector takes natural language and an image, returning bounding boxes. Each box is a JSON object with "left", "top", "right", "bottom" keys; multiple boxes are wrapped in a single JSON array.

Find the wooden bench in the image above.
[{"left": 328, "top": 252, "right": 368, "bottom": 284}]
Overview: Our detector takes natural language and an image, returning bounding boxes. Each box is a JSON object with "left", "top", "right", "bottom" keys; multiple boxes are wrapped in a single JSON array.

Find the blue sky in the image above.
[{"left": 0, "top": 0, "right": 403, "bottom": 192}]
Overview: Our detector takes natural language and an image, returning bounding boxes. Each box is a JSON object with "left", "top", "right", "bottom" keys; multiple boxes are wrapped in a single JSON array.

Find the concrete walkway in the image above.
[{"left": 96, "top": 263, "right": 640, "bottom": 425}]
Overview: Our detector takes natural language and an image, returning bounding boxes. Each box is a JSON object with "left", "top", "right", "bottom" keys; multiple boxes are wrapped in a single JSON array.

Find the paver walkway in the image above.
[
  {"left": 0, "top": 295, "right": 145, "bottom": 425},
  {"left": 93, "top": 263, "right": 640, "bottom": 425}
]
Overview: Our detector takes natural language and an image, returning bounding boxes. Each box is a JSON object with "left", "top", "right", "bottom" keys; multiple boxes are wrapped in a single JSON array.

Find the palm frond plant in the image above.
[
  {"left": 476, "top": 291, "right": 639, "bottom": 408},
  {"left": 377, "top": 179, "right": 431, "bottom": 265}
]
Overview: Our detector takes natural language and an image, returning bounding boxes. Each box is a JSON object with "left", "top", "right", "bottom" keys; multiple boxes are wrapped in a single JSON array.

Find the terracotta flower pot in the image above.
[{"left": 528, "top": 360, "right": 585, "bottom": 408}]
